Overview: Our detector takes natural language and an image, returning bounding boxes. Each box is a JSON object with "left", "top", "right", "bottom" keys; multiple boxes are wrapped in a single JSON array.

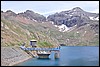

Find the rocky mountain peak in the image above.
[
  {"left": 26, "top": 10, "right": 33, "bottom": 12},
  {"left": 5, "top": 10, "right": 17, "bottom": 16},
  {"left": 47, "top": 7, "right": 99, "bottom": 32},
  {"left": 25, "top": 10, "right": 35, "bottom": 14},
  {"left": 6, "top": 10, "right": 16, "bottom": 14},
  {"left": 6, "top": 10, "right": 13, "bottom": 12},
  {"left": 17, "top": 10, "right": 46, "bottom": 22},
  {"left": 1, "top": 10, "right": 3, "bottom": 13},
  {"left": 72, "top": 7, "right": 83, "bottom": 11}
]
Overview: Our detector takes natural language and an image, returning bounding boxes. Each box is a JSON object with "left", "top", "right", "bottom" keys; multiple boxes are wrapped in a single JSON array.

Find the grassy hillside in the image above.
[
  {"left": 1, "top": 16, "right": 59, "bottom": 48},
  {"left": 1, "top": 12, "right": 99, "bottom": 47}
]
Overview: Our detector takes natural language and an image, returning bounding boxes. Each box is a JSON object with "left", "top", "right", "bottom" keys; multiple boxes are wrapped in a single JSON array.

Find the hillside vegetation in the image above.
[
  {"left": 1, "top": 13, "right": 59, "bottom": 47},
  {"left": 1, "top": 8, "right": 99, "bottom": 47}
]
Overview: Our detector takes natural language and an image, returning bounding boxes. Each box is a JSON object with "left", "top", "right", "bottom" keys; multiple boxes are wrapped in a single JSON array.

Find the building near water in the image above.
[{"left": 30, "top": 40, "right": 37, "bottom": 47}]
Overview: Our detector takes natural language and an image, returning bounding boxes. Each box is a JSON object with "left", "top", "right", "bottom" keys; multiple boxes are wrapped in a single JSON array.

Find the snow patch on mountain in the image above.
[
  {"left": 69, "top": 15, "right": 72, "bottom": 16},
  {"left": 54, "top": 24, "right": 70, "bottom": 32},
  {"left": 89, "top": 17, "right": 94, "bottom": 20},
  {"left": 54, "top": 25, "right": 58, "bottom": 27},
  {"left": 95, "top": 16, "right": 99, "bottom": 20},
  {"left": 49, "top": 21, "right": 54, "bottom": 24},
  {"left": 89, "top": 16, "right": 99, "bottom": 20}
]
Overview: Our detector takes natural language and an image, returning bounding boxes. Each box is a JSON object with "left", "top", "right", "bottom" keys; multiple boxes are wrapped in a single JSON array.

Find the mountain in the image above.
[
  {"left": 1, "top": 10, "right": 59, "bottom": 47},
  {"left": 18, "top": 10, "right": 46, "bottom": 22},
  {"left": 47, "top": 7, "right": 99, "bottom": 46},
  {"left": 1, "top": 7, "right": 99, "bottom": 46},
  {"left": 47, "top": 7, "right": 99, "bottom": 28},
  {"left": 2, "top": 10, "right": 46, "bottom": 23}
]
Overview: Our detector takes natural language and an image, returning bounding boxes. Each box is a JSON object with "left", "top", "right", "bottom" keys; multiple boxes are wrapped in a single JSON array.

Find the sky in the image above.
[{"left": 1, "top": 1, "right": 99, "bottom": 17}]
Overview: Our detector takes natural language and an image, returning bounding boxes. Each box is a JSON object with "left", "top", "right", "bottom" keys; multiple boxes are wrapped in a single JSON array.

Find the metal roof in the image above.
[{"left": 30, "top": 39, "right": 37, "bottom": 42}]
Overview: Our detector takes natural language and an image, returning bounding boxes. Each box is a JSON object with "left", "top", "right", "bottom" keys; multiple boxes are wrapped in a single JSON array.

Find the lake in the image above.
[{"left": 15, "top": 46, "right": 99, "bottom": 66}]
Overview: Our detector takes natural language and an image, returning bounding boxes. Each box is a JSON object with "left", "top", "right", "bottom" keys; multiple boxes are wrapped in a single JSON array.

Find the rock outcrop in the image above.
[{"left": 47, "top": 7, "right": 99, "bottom": 27}]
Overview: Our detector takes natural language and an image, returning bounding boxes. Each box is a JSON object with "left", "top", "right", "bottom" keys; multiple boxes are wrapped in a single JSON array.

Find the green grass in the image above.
[
  {"left": 37, "top": 41, "right": 53, "bottom": 48},
  {"left": 1, "top": 15, "right": 99, "bottom": 47}
]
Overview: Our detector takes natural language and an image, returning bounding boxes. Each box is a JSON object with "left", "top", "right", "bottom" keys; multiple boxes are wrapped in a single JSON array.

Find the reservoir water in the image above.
[{"left": 15, "top": 46, "right": 99, "bottom": 66}]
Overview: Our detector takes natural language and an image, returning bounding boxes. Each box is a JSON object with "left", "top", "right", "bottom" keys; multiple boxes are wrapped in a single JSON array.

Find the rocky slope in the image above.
[
  {"left": 47, "top": 7, "right": 99, "bottom": 28},
  {"left": 46, "top": 7, "right": 99, "bottom": 46},
  {"left": 1, "top": 10, "right": 59, "bottom": 48},
  {"left": 1, "top": 47, "right": 32, "bottom": 66},
  {"left": 1, "top": 7, "right": 99, "bottom": 66},
  {"left": 1, "top": 7, "right": 99, "bottom": 46},
  {"left": 18, "top": 10, "right": 46, "bottom": 22}
]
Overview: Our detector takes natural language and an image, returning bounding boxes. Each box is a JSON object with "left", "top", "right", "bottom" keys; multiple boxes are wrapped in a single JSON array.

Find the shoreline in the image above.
[{"left": 10, "top": 56, "right": 32, "bottom": 66}]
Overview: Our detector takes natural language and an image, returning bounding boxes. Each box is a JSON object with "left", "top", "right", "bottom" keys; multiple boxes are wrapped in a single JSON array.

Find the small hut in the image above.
[{"left": 30, "top": 40, "right": 37, "bottom": 47}]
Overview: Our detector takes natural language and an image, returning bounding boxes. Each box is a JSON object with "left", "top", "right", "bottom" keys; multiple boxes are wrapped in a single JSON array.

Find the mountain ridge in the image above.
[
  {"left": 1, "top": 7, "right": 99, "bottom": 46},
  {"left": 47, "top": 7, "right": 99, "bottom": 28}
]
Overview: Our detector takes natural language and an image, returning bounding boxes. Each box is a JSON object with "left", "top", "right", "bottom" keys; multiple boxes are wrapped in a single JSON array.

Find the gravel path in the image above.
[{"left": 1, "top": 47, "right": 32, "bottom": 66}]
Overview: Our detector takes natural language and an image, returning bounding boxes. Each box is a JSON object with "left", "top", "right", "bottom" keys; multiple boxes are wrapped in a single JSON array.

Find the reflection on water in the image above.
[{"left": 15, "top": 46, "right": 99, "bottom": 66}]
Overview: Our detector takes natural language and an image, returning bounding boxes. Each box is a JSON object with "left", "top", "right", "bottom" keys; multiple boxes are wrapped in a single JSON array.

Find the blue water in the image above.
[{"left": 15, "top": 46, "right": 99, "bottom": 66}]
